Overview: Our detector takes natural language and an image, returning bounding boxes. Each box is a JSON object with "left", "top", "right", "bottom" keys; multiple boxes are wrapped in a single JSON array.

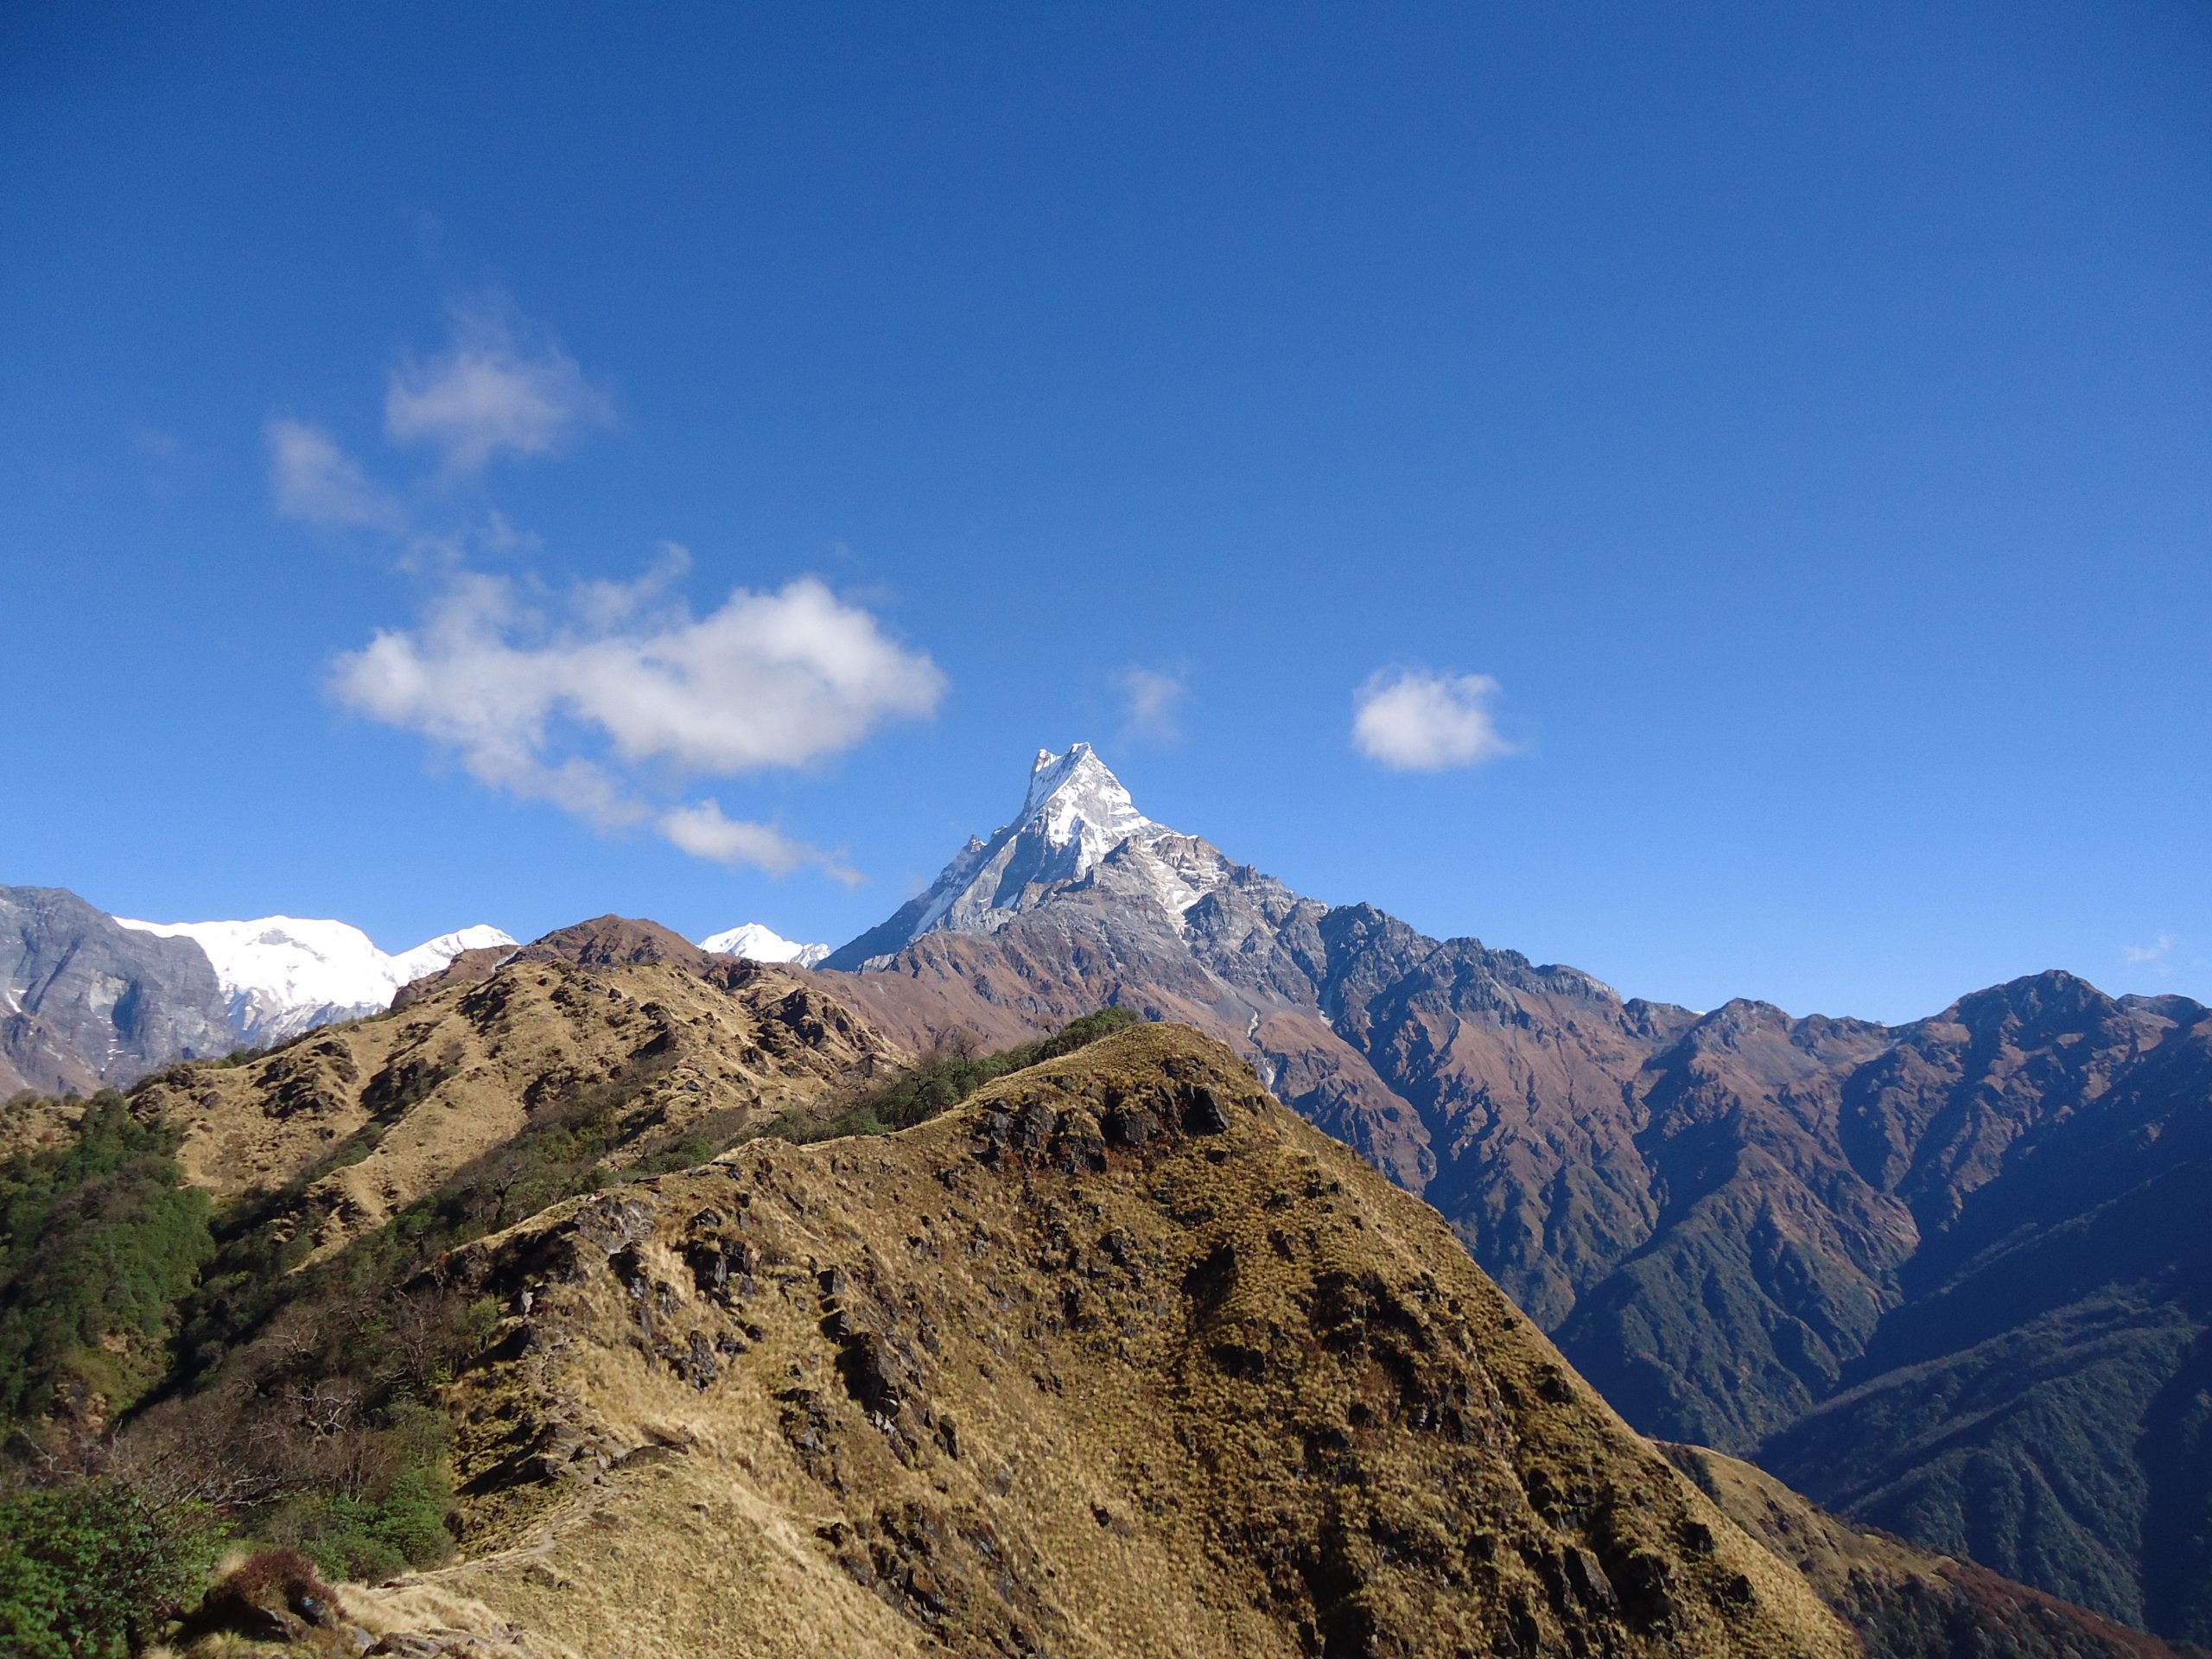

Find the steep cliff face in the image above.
[{"left": 0, "top": 884, "right": 234, "bottom": 1097}]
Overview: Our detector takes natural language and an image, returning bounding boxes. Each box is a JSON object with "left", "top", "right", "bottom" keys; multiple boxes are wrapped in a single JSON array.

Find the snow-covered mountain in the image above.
[
  {"left": 697, "top": 923, "right": 830, "bottom": 968},
  {"left": 113, "top": 915, "right": 516, "bottom": 1046},
  {"left": 823, "top": 742, "right": 1236, "bottom": 969}
]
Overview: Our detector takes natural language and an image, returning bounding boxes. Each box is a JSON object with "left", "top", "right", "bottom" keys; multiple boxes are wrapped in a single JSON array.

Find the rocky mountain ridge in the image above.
[
  {"left": 824, "top": 743, "right": 1247, "bottom": 970},
  {"left": 3, "top": 915, "right": 2190, "bottom": 1659},
  {"left": 803, "top": 745, "right": 2212, "bottom": 1642},
  {"left": 408, "top": 1020, "right": 1864, "bottom": 1659},
  {"left": 2, "top": 885, "right": 237, "bottom": 1100},
  {"left": 119, "top": 917, "right": 900, "bottom": 1268}
]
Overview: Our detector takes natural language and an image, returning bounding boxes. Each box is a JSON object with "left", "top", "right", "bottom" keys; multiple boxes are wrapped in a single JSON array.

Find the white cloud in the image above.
[
  {"left": 2122, "top": 932, "right": 2177, "bottom": 966},
  {"left": 658, "top": 800, "right": 861, "bottom": 886},
  {"left": 1351, "top": 667, "right": 1516, "bottom": 772},
  {"left": 330, "top": 563, "right": 943, "bottom": 874},
  {"left": 289, "top": 300, "right": 918, "bottom": 881},
  {"left": 1115, "top": 665, "right": 1185, "bottom": 744},
  {"left": 266, "top": 418, "right": 406, "bottom": 531},
  {"left": 384, "top": 300, "right": 611, "bottom": 475}
]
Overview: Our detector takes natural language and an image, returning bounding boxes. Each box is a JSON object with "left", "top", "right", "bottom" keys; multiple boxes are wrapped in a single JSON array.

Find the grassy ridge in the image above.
[{"left": 0, "top": 1005, "right": 1143, "bottom": 1643}]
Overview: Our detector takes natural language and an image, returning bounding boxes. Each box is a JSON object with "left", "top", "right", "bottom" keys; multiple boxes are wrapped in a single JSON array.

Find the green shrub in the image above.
[
  {"left": 0, "top": 1096, "right": 214, "bottom": 1419},
  {"left": 0, "top": 1479, "right": 220, "bottom": 1658},
  {"left": 270, "top": 1465, "right": 454, "bottom": 1583},
  {"left": 772, "top": 1004, "right": 1145, "bottom": 1146}
]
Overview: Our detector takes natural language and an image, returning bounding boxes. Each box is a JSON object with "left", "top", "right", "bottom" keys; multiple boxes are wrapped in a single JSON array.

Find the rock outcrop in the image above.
[{"left": 0, "top": 884, "right": 234, "bottom": 1097}]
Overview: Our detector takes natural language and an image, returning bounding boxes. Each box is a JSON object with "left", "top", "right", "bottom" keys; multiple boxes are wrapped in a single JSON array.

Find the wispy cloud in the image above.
[
  {"left": 384, "top": 297, "right": 612, "bottom": 475},
  {"left": 1351, "top": 667, "right": 1516, "bottom": 772},
  {"left": 2122, "top": 932, "right": 2177, "bottom": 967},
  {"left": 330, "top": 557, "right": 944, "bottom": 874},
  {"left": 266, "top": 418, "right": 406, "bottom": 531},
  {"left": 659, "top": 799, "right": 861, "bottom": 886},
  {"left": 282, "top": 296, "right": 928, "bottom": 880},
  {"left": 128, "top": 423, "right": 184, "bottom": 464},
  {"left": 1115, "top": 665, "right": 1186, "bottom": 745}
]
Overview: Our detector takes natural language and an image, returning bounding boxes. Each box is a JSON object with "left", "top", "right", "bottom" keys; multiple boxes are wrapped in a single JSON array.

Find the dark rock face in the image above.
[{"left": 0, "top": 885, "right": 234, "bottom": 1097}]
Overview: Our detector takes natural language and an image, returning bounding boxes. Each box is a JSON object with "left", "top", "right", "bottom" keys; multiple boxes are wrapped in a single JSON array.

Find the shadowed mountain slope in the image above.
[
  {"left": 1758, "top": 996, "right": 2212, "bottom": 1637},
  {"left": 1661, "top": 1444, "right": 2206, "bottom": 1659},
  {"left": 1, "top": 885, "right": 234, "bottom": 1098}
]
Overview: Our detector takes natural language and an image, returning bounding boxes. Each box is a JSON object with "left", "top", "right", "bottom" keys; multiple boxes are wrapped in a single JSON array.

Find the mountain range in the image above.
[
  {"left": 4, "top": 880, "right": 849, "bottom": 1104},
  {"left": 773, "top": 744, "right": 2211, "bottom": 1643},
  {"left": 3, "top": 742, "right": 2207, "bottom": 1649},
  {"left": 116, "top": 914, "right": 518, "bottom": 1046},
  {"left": 4, "top": 933, "right": 2185, "bottom": 1658}
]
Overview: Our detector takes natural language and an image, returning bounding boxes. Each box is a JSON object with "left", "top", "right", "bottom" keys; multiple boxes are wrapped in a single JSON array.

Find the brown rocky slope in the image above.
[
  {"left": 823, "top": 913, "right": 2212, "bottom": 1637},
  {"left": 390, "top": 1020, "right": 1853, "bottom": 1659},
  {"left": 793, "top": 748, "right": 2212, "bottom": 1637},
  {"left": 118, "top": 919, "right": 902, "bottom": 1266}
]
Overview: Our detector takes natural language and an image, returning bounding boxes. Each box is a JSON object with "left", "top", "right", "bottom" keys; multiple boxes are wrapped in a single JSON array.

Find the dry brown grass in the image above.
[
  {"left": 359, "top": 1022, "right": 1855, "bottom": 1659},
  {"left": 128, "top": 957, "right": 907, "bottom": 1261}
]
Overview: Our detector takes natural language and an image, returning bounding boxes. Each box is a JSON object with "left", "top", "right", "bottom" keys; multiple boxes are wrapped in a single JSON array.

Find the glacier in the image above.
[
  {"left": 113, "top": 914, "right": 516, "bottom": 1046},
  {"left": 698, "top": 922, "right": 830, "bottom": 967}
]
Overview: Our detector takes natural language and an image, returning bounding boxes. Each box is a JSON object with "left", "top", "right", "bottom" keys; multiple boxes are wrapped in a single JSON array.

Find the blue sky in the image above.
[{"left": 3, "top": 2, "right": 2207, "bottom": 1023}]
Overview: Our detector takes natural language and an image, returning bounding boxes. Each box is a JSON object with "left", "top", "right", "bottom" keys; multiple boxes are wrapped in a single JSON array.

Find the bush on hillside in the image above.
[
  {"left": 0, "top": 1095, "right": 214, "bottom": 1421},
  {"left": 0, "top": 1478, "right": 221, "bottom": 1659},
  {"left": 769, "top": 1005, "right": 1145, "bottom": 1142}
]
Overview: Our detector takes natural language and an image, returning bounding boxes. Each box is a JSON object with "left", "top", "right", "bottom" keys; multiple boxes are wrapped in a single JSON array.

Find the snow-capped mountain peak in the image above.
[
  {"left": 388, "top": 925, "right": 520, "bottom": 985},
  {"left": 1020, "top": 741, "right": 1160, "bottom": 874},
  {"left": 697, "top": 923, "right": 830, "bottom": 968},
  {"left": 823, "top": 743, "right": 1236, "bottom": 969},
  {"left": 113, "top": 915, "right": 516, "bottom": 1046}
]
